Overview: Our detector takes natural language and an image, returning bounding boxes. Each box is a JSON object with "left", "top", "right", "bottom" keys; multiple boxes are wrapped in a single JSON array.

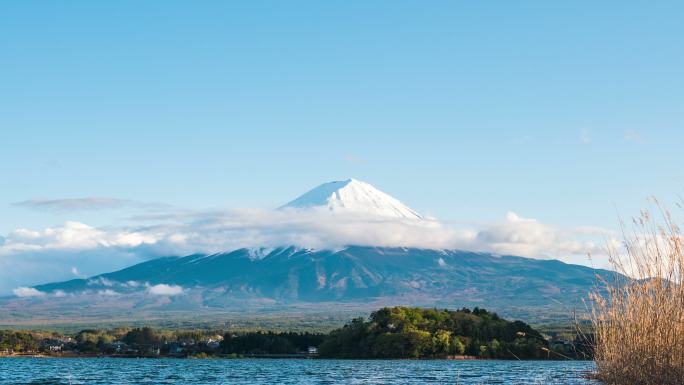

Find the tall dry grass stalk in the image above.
[{"left": 590, "top": 203, "right": 684, "bottom": 384}]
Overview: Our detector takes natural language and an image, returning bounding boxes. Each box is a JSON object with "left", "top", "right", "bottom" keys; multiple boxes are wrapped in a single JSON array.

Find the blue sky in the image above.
[{"left": 1, "top": 1, "right": 683, "bottom": 289}]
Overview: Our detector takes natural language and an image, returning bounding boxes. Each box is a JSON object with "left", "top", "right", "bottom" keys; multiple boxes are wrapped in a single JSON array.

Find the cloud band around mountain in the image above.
[{"left": 0, "top": 207, "right": 613, "bottom": 295}]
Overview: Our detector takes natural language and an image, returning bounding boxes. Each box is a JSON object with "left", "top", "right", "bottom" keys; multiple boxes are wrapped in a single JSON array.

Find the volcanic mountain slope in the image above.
[
  {"left": 1, "top": 179, "right": 613, "bottom": 324},
  {"left": 30, "top": 246, "right": 611, "bottom": 314}
]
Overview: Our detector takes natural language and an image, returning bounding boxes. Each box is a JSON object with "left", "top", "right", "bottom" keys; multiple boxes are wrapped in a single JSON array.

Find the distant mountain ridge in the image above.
[{"left": 23, "top": 246, "right": 612, "bottom": 322}]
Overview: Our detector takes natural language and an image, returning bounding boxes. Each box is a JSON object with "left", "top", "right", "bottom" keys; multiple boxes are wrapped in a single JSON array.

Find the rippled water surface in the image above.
[{"left": 0, "top": 358, "right": 598, "bottom": 384}]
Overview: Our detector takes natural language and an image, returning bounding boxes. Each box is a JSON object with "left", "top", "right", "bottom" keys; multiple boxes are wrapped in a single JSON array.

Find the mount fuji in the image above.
[
  {"left": 281, "top": 178, "right": 422, "bottom": 220},
  {"left": 0, "top": 179, "right": 614, "bottom": 326}
]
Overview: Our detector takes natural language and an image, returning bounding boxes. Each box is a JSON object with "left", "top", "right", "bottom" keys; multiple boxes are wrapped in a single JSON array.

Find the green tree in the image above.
[
  {"left": 405, "top": 329, "right": 432, "bottom": 358},
  {"left": 490, "top": 339, "right": 501, "bottom": 356},
  {"left": 433, "top": 330, "right": 451, "bottom": 354},
  {"left": 450, "top": 337, "right": 465, "bottom": 355}
]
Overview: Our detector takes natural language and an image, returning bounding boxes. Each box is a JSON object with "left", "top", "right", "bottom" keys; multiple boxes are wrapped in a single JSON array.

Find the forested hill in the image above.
[{"left": 319, "top": 307, "right": 551, "bottom": 359}]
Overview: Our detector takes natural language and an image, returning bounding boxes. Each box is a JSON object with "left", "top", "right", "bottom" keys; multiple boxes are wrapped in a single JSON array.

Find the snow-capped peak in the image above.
[{"left": 281, "top": 178, "right": 422, "bottom": 220}]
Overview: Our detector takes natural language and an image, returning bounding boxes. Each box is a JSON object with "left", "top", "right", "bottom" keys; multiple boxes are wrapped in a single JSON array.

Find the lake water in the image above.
[{"left": 0, "top": 358, "right": 598, "bottom": 384}]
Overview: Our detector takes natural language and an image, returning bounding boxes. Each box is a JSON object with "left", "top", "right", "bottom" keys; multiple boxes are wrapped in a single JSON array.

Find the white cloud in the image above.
[
  {"left": 580, "top": 129, "right": 591, "bottom": 144},
  {"left": 0, "top": 208, "right": 615, "bottom": 294},
  {"left": 471, "top": 211, "right": 613, "bottom": 267},
  {"left": 12, "top": 197, "right": 171, "bottom": 213},
  {"left": 147, "top": 284, "right": 184, "bottom": 296},
  {"left": 0, "top": 221, "right": 157, "bottom": 256},
  {"left": 88, "top": 277, "right": 115, "bottom": 287},
  {"left": 12, "top": 287, "right": 45, "bottom": 297},
  {"left": 624, "top": 129, "right": 641, "bottom": 142},
  {"left": 13, "top": 197, "right": 134, "bottom": 212},
  {"left": 98, "top": 289, "right": 120, "bottom": 296}
]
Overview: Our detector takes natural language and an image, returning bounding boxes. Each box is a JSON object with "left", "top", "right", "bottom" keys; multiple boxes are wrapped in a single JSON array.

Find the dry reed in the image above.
[{"left": 589, "top": 202, "right": 684, "bottom": 384}]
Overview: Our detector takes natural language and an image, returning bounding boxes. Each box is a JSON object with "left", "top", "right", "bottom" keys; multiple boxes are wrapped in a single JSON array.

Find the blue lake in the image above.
[{"left": 0, "top": 358, "right": 598, "bottom": 384}]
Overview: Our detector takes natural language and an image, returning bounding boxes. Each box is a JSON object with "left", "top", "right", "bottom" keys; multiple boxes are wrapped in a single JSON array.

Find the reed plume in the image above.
[{"left": 590, "top": 202, "right": 684, "bottom": 384}]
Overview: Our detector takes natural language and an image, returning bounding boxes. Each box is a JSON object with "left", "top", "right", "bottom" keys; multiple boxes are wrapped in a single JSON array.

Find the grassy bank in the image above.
[{"left": 589, "top": 205, "right": 684, "bottom": 384}]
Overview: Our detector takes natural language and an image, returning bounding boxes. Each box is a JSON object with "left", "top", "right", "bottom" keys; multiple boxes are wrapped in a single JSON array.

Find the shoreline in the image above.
[{"left": 0, "top": 353, "right": 584, "bottom": 361}]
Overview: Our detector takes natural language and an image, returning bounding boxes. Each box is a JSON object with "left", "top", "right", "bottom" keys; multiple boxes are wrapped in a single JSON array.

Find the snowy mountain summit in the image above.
[{"left": 281, "top": 178, "right": 422, "bottom": 220}]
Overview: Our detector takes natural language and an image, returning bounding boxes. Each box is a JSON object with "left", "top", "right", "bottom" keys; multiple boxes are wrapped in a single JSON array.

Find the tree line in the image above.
[{"left": 1, "top": 307, "right": 590, "bottom": 359}]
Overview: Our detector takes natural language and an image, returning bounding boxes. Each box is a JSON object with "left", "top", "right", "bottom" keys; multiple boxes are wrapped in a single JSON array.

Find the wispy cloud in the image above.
[
  {"left": 624, "top": 129, "right": 641, "bottom": 142},
  {"left": 12, "top": 287, "right": 45, "bottom": 297},
  {"left": 147, "top": 283, "right": 184, "bottom": 296},
  {"left": 343, "top": 154, "right": 366, "bottom": 165},
  {"left": 97, "top": 289, "right": 120, "bottom": 296},
  {"left": 0, "top": 206, "right": 616, "bottom": 294},
  {"left": 12, "top": 197, "right": 170, "bottom": 213},
  {"left": 473, "top": 212, "right": 610, "bottom": 264},
  {"left": 0, "top": 221, "right": 157, "bottom": 255},
  {"left": 0, "top": 209, "right": 611, "bottom": 260},
  {"left": 580, "top": 129, "right": 591, "bottom": 144}
]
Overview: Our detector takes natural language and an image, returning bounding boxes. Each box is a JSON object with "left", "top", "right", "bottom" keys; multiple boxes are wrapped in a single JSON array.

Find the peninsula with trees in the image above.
[{"left": 0, "top": 306, "right": 586, "bottom": 360}]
